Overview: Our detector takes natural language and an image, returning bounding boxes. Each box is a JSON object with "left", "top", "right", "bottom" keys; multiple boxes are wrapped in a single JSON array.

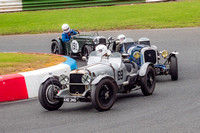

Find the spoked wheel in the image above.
[
  {"left": 170, "top": 56, "right": 178, "bottom": 81},
  {"left": 38, "top": 78, "right": 63, "bottom": 111},
  {"left": 51, "top": 41, "right": 63, "bottom": 55},
  {"left": 141, "top": 66, "right": 156, "bottom": 96},
  {"left": 91, "top": 79, "right": 117, "bottom": 111}
]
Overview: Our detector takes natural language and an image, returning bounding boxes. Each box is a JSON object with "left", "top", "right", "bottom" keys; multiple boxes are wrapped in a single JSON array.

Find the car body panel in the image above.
[
  {"left": 109, "top": 37, "right": 178, "bottom": 78},
  {"left": 51, "top": 34, "right": 106, "bottom": 57}
]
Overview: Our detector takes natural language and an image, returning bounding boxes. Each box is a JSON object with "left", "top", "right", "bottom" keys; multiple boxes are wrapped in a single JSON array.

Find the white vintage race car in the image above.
[{"left": 38, "top": 50, "right": 156, "bottom": 111}]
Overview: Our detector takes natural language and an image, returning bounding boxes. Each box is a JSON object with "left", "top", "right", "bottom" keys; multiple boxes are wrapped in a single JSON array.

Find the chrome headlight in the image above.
[
  {"left": 81, "top": 74, "right": 91, "bottom": 85},
  {"left": 161, "top": 50, "right": 169, "bottom": 59},
  {"left": 133, "top": 51, "right": 141, "bottom": 60},
  {"left": 59, "top": 74, "right": 69, "bottom": 84}
]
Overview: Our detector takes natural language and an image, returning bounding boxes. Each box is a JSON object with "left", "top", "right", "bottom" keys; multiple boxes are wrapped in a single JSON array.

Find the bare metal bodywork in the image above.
[
  {"left": 52, "top": 51, "right": 153, "bottom": 100},
  {"left": 39, "top": 51, "right": 156, "bottom": 111}
]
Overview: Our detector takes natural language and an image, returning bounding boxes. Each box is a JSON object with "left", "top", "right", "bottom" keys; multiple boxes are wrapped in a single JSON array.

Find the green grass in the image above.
[
  {"left": 0, "top": 0, "right": 200, "bottom": 35},
  {"left": 0, "top": 53, "right": 66, "bottom": 75}
]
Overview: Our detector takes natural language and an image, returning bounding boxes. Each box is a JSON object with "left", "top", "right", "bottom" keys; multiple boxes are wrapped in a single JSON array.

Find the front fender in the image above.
[
  {"left": 165, "top": 51, "right": 179, "bottom": 63},
  {"left": 52, "top": 38, "right": 62, "bottom": 45},
  {"left": 171, "top": 51, "right": 179, "bottom": 55},
  {"left": 40, "top": 75, "right": 58, "bottom": 84},
  {"left": 91, "top": 75, "right": 114, "bottom": 85},
  {"left": 139, "top": 62, "right": 154, "bottom": 77}
]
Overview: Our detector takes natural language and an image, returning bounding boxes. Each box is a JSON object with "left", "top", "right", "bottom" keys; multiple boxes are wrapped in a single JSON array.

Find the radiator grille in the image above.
[
  {"left": 69, "top": 74, "right": 85, "bottom": 94},
  {"left": 144, "top": 50, "right": 156, "bottom": 64}
]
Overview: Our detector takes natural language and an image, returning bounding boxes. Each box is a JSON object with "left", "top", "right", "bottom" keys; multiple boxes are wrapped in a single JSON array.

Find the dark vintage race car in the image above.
[
  {"left": 38, "top": 50, "right": 156, "bottom": 112},
  {"left": 107, "top": 37, "right": 179, "bottom": 80},
  {"left": 51, "top": 32, "right": 106, "bottom": 57}
]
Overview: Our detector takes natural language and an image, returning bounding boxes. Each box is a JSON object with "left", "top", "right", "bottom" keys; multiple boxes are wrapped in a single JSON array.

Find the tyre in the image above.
[
  {"left": 38, "top": 78, "right": 63, "bottom": 111},
  {"left": 91, "top": 79, "right": 117, "bottom": 111},
  {"left": 141, "top": 66, "right": 156, "bottom": 96},
  {"left": 51, "top": 41, "right": 63, "bottom": 55},
  {"left": 170, "top": 56, "right": 178, "bottom": 80},
  {"left": 82, "top": 45, "right": 92, "bottom": 58}
]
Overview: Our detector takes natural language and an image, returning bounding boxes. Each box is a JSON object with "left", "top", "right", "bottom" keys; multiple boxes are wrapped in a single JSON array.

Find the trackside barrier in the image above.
[
  {"left": 0, "top": 74, "right": 28, "bottom": 102},
  {"left": 22, "top": 0, "right": 145, "bottom": 11},
  {"left": 0, "top": 56, "right": 77, "bottom": 102},
  {"left": 1, "top": 0, "right": 168, "bottom": 12},
  {"left": 0, "top": 0, "right": 22, "bottom": 12},
  {"left": 20, "top": 64, "right": 71, "bottom": 98}
]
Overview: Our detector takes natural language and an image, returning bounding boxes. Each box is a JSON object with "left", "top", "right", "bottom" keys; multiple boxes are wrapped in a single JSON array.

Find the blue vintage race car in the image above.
[{"left": 107, "top": 37, "right": 179, "bottom": 80}]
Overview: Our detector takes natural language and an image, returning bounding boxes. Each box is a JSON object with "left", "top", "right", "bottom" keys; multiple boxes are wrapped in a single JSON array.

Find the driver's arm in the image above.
[
  {"left": 62, "top": 33, "right": 70, "bottom": 42},
  {"left": 71, "top": 29, "right": 78, "bottom": 35}
]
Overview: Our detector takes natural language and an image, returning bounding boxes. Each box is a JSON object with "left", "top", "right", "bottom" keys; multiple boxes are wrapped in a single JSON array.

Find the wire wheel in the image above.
[
  {"left": 46, "top": 84, "right": 60, "bottom": 105},
  {"left": 141, "top": 66, "right": 156, "bottom": 96},
  {"left": 98, "top": 84, "right": 113, "bottom": 106},
  {"left": 91, "top": 79, "right": 116, "bottom": 111},
  {"left": 51, "top": 41, "right": 63, "bottom": 55},
  {"left": 38, "top": 78, "right": 63, "bottom": 111}
]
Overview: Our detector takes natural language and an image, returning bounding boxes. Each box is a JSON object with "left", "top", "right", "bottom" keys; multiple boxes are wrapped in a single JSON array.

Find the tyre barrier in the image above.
[{"left": 0, "top": 56, "right": 77, "bottom": 102}]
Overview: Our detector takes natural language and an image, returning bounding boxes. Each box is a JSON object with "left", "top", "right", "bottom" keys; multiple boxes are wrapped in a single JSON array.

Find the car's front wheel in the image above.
[
  {"left": 141, "top": 66, "right": 156, "bottom": 96},
  {"left": 91, "top": 79, "right": 117, "bottom": 111},
  {"left": 38, "top": 78, "right": 63, "bottom": 111},
  {"left": 51, "top": 41, "right": 63, "bottom": 55},
  {"left": 170, "top": 56, "right": 178, "bottom": 81}
]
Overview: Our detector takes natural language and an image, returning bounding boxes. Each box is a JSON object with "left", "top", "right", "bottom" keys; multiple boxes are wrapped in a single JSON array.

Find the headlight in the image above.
[
  {"left": 161, "top": 50, "right": 169, "bottom": 59},
  {"left": 59, "top": 74, "right": 69, "bottom": 84},
  {"left": 81, "top": 74, "right": 91, "bottom": 85},
  {"left": 133, "top": 51, "right": 141, "bottom": 59}
]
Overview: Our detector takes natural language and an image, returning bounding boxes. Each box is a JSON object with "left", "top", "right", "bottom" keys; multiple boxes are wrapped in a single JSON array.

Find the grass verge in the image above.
[
  {"left": 0, "top": 53, "right": 66, "bottom": 75},
  {"left": 0, "top": 0, "right": 200, "bottom": 35}
]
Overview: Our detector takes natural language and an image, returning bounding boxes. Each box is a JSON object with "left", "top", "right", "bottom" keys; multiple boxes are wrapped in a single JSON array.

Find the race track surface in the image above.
[{"left": 0, "top": 28, "right": 200, "bottom": 133}]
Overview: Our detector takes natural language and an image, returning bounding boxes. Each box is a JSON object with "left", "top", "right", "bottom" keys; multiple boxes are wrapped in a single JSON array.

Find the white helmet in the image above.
[
  {"left": 117, "top": 34, "right": 126, "bottom": 42},
  {"left": 95, "top": 44, "right": 108, "bottom": 56},
  {"left": 138, "top": 37, "right": 150, "bottom": 46},
  {"left": 62, "top": 24, "right": 70, "bottom": 33}
]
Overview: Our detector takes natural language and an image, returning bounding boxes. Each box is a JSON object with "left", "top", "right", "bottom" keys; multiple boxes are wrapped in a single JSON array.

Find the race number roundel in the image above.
[{"left": 70, "top": 40, "right": 79, "bottom": 53}]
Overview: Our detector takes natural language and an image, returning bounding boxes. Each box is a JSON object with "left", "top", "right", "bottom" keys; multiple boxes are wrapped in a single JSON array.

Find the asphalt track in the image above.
[{"left": 0, "top": 28, "right": 200, "bottom": 133}]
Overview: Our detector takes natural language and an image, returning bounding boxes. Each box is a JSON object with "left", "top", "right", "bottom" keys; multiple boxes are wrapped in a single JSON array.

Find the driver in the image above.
[
  {"left": 117, "top": 34, "right": 126, "bottom": 43},
  {"left": 95, "top": 44, "right": 111, "bottom": 56},
  {"left": 114, "top": 34, "right": 126, "bottom": 52},
  {"left": 62, "top": 24, "right": 78, "bottom": 42}
]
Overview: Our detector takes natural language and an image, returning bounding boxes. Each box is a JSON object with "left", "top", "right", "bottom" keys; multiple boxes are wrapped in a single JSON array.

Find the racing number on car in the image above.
[
  {"left": 70, "top": 40, "right": 79, "bottom": 53},
  {"left": 118, "top": 70, "right": 123, "bottom": 80}
]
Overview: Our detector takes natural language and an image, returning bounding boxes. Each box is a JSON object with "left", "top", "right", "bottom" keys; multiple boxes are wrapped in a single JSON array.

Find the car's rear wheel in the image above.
[
  {"left": 170, "top": 56, "right": 178, "bottom": 81},
  {"left": 91, "top": 79, "right": 117, "bottom": 111},
  {"left": 82, "top": 45, "right": 92, "bottom": 58},
  {"left": 38, "top": 78, "right": 63, "bottom": 111},
  {"left": 141, "top": 66, "right": 156, "bottom": 96},
  {"left": 51, "top": 41, "right": 63, "bottom": 55}
]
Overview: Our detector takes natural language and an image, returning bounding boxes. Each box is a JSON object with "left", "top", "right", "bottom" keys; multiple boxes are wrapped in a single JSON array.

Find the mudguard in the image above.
[
  {"left": 165, "top": 51, "right": 179, "bottom": 62},
  {"left": 40, "top": 74, "right": 58, "bottom": 84},
  {"left": 139, "top": 62, "right": 154, "bottom": 77},
  {"left": 171, "top": 51, "right": 179, "bottom": 55},
  {"left": 52, "top": 38, "right": 62, "bottom": 45},
  {"left": 91, "top": 75, "right": 115, "bottom": 85}
]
